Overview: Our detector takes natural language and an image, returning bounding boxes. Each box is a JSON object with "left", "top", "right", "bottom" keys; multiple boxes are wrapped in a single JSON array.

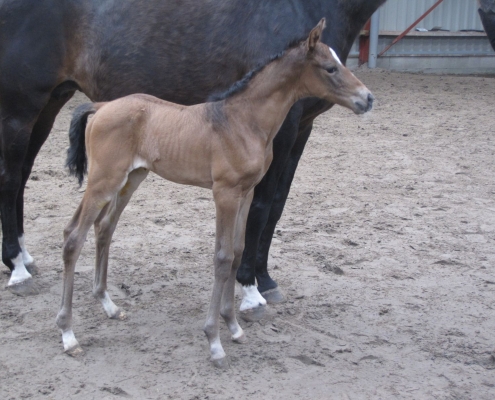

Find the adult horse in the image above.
[
  {"left": 0, "top": 0, "right": 385, "bottom": 313},
  {"left": 479, "top": 0, "right": 495, "bottom": 50}
]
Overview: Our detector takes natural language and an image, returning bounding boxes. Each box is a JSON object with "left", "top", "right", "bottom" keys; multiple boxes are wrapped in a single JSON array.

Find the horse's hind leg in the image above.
[
  {"left": 0, "top": 86, "right": 75, "bottom": 295},
  {"left": 17, "top": 90, "right": 76, "bottom": 276},
  {"left": 93, "top": 168, "right": 148, "bottom": 319},
  {"left": 220, "top": 189, "right": 254, "bottom": 344},
  {"left": 0, "top": 107, "right": 44, "bottom": 292}
]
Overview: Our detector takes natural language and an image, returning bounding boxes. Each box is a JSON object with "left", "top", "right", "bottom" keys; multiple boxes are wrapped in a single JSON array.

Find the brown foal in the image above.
[{"left": 56, "top": 19, "right": 373, "bottom": 368}]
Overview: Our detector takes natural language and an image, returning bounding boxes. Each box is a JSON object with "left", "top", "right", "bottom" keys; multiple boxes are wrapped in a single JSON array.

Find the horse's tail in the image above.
[{"left": 66, "top": 102, "right": 102, "bottom": 186}]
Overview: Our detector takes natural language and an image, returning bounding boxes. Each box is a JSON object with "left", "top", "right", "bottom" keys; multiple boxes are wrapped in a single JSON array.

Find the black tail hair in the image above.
[{"left": 66, "top": 103, "right": 97, "bottom": 186}]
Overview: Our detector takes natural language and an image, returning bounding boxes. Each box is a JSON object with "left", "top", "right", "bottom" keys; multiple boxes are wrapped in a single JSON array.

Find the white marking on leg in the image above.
[
  {"left": 329, "top": 47, "right": 343, "bottom": 66},
  {"left": 61, "top": 329, "right": 80, "bottom": 352},
  {"left": 18, "top": 234, "right": 34, "bottom": 266},
  {"left": 7, "top": 253, "right": 32, "bottom": 286},
  {"left": 240, "top": 285, "right": 267, "bottom": 311},
  {"left": 101, "top": 291, "right": 120, "bottom": 318},
  {"left": 210, "top": 338, "right": 226, "bottom": 361},
  {"left": 231, "top": 327, "right": 244, "bottom": 340}
]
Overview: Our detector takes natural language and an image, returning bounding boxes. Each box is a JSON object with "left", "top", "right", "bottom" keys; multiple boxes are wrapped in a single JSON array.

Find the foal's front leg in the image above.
[
  {"left": 219, "top": 189, "right": 254, "bottom": 344},
  {"left": 204, "top": 186, "right": 243, "bottom": 368}
]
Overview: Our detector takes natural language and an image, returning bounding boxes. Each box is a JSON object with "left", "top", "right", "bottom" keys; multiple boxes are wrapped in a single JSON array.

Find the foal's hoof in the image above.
[
  {"left": 240, "top": 304, "right": 266, "bottom": 322},
  {"left": 110, "top": 310, "right": 127, "bottom": 321},
  {"left": 66, "top": 344, "right": 84, "bottom": 358},
  {"left": 212, "top": 356, "right": 230, "bottom": 369},
  {"left": 261, "top": 287, "right": 285, "bottom": 304},
  {"left": 25, "top": 263, "right": 40, "bottom": 276},
  {"left": 232, "top": 332, "right": 247, "bottom": 344},
  {"left": 7, "top": 278, "right": 40, "bottom": 297}
]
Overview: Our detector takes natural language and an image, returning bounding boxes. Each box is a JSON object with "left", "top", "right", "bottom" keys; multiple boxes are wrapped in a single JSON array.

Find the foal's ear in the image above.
[{"left": 307, "top": 18, "right": 326, "bottom": 52}]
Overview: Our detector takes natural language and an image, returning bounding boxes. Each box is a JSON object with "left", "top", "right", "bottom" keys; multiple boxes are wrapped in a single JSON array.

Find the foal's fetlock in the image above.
[
  {"left": 56, "top": 314, "right": 84, "bottom": 357},
  {"left": 62, "top": 330, "right": 84, "bottom": 357},
  {"left": 97, "top": 291, "right": 126, "bottom": 320},
  {"left": 212, "top": 356, "right": 230, "bottom": 370},
  {"left": 231, "top": 329, "right": 247, "bottom": 344}
]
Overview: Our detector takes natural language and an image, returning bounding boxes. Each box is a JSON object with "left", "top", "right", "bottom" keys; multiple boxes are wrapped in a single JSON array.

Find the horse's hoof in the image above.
[
  {"left": 25, "top": 263, "right": 40, "bottom": 276},
  {"left": 66, "top": 345, "right": 84, "bottom": 358},
  {"left": 110, "top": 310, "right": 127, "bottom": 321},
  {"left": 240, "top": 304, "right": 266, "bottom": 322},
  {"left": 261, "top": 287, "right": 285, "bottom": 304},
  {"left": 7, "top": 278, "right": 40, "bottom": 296},
  {"left": 212, "top": 356, "right": 230, "bottom": 369}
]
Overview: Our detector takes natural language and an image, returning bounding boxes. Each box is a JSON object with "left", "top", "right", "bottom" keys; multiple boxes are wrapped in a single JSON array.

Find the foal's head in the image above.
[{"left": 297, "top": 19, "right": 374, "bottom": 114}]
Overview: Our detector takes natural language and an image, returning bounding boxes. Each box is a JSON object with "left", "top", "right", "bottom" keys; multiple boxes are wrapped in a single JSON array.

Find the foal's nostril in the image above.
[
  {"left": 366, "top": 93, "right": 374, "bottom": 111},
  {"left": 354, "top": 101, "right": 366, "bottom": 113}
]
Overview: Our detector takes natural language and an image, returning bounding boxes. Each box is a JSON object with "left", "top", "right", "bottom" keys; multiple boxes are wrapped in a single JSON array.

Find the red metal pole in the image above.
[
  {"left": 359, "top": 19, "right": 371, "bottom": 65},
  {"left": 378, "top": 0, "right": 444, "bottom": 57}
]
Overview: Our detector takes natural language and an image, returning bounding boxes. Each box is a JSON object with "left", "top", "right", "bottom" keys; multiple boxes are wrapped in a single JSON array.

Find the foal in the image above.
[{"left": 56, "top": 19, "right": 373, "bottom": 367}]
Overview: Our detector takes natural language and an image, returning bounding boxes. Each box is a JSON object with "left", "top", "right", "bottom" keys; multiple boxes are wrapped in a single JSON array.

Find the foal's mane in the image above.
[{"left": 207, "top": 36, "right": 307, "bottom": 103}]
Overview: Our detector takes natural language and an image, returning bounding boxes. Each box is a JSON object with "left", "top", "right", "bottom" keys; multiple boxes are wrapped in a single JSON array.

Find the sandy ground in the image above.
[{"left": 1, "top": 68, "right": 495, "bottom": 400}]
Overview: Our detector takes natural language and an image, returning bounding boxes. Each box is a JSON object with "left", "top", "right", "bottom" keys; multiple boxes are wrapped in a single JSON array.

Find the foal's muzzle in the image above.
[{"left": 354, "top": 92, "right": 374, "bottom": 114}]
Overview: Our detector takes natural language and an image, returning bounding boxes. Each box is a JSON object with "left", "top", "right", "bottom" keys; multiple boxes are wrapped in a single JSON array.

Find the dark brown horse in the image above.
[
  {"left": 0, "top": 0, "right": 386, "bottom": 314},
  {"left": 479, "top": 0, "right": 495, "bottom": 50}
]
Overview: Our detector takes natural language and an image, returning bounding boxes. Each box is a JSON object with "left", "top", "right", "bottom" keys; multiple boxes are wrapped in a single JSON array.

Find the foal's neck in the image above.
[{"left": 225, "top": 52, "right": 305, "bottom": 142}]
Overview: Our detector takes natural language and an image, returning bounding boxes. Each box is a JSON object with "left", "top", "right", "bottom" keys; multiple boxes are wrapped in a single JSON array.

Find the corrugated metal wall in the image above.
[
  {"left": 380, "top": 0, "right": 484, "bottom": 32},
  {"left": 348, "top": 0, "right": 495, "bottom": 72},
  {"left": 377, "top": 0, "right": 493, "bottom": 57}
]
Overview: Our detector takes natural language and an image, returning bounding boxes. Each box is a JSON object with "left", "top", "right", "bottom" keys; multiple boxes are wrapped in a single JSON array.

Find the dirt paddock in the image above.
[{"left": 1, "top": 68, "right": 495, "bottom": 399}]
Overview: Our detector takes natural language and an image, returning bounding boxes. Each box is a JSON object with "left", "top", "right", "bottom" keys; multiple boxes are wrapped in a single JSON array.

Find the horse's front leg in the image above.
[
  {"left": 204, "top": 185, "right": 243, "bottom": 368},
  {"left": 236, "top": 104, "right": 303, "bottom": 320},
  {"left": 219, "top": 189, "right": 254, "bottom": 344},
  {"left": 254, "top": 121, "right": 314, "bottom": 302}
]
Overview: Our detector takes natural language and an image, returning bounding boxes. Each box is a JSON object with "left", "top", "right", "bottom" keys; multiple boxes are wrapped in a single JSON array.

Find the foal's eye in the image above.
[{"left": 326, "top": 67, "right": 338, "bottom": 74}]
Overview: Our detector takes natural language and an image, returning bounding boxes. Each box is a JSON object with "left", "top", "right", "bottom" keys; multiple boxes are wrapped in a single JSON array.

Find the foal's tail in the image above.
[{"left": 66, "top": 102, "right": 101, "bottom": 186}]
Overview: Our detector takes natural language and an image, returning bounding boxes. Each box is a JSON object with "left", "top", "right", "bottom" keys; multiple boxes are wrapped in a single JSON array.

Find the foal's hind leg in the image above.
[
  {"left": 56, "top": 171, "right": 132, "bottom": 355},
  {"left": 93, "top": 168, "right": 148, "bottom": 320},
  {"left": 56, "top": 197, "right": 106, "bottom": 356}
]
